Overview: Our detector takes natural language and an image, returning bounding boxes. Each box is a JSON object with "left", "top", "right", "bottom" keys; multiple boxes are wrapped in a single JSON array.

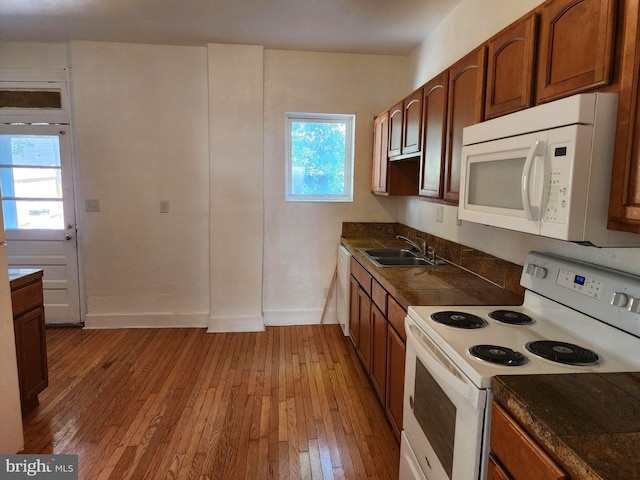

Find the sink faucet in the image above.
[{"left": 396, "top": 235, "right": 427, "bottom": 256}]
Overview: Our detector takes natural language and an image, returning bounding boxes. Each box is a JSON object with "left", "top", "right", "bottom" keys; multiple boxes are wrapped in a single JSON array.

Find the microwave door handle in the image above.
[{"left": 521, "top": 141, "right": 546, "bottom": 220}]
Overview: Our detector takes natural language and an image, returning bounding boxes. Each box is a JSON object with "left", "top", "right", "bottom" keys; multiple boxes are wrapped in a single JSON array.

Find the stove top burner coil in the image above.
[
  {"left": 488, "top": 310, "right": 534, "bottom": 325},
  {"left": 525, "top": 340, "right": 600, "bottom": 366},
  {"left": 469, "top": 345, "right": 528, "bottom": 366},
  {"left": 430, "top": 311, "right": 487, "bottom": 329}
]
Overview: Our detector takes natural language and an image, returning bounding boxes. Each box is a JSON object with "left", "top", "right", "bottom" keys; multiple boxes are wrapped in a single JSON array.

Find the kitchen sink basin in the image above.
[
  {"left": 358, "top": 248, "right": 449, "bottom": 268},
  {"left": 360, "top": 248, "right": 419, "bottom": 258}
]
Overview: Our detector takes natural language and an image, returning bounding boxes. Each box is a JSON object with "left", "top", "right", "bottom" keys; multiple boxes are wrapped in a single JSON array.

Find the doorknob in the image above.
[{"left": 65, "top": 234, "right": 73, "bottom": 240}]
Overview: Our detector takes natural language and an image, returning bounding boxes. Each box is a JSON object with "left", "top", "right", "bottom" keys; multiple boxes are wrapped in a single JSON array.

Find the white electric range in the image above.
[{"left": 400, "top": 251, "right": 640, "bottom": 480}]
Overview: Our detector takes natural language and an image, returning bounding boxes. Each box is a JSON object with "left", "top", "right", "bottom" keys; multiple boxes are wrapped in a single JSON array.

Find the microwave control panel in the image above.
[{"left": 543, "top": 143, "right": 572, "bottom": 224}]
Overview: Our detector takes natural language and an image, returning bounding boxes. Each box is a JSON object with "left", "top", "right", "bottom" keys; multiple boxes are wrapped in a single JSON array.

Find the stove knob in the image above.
[
  {"left": 533, "top": 266, "right": 547, "bottom": 278},
  {"left": 629, "top": 297, "right": 640, "bottom": 314},
  {"left": 611, "top": 292, "right": 629, "bottom": 308}
]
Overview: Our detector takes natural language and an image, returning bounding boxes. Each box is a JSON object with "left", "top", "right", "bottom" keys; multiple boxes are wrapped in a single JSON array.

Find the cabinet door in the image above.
[
  {"left": 358, "top": 287, "right": 372, "bottom": 372},
  {"left": 349, "top": 276, "right": 360, "bottom": 347},
  {"left": 402, "top": 89, "right": 423, "bottom": 155},
  {"left": 445, "top": 46, "right": 487, "bottom": 204},
  {"left": 372, "top": 111, "right": 390, "bottom": 195},
  {"left": 370, "top": 304, "right": 388, "bottom": 402},
  {"left": 608, "top": 0, "right": 640, "bottom": 232},
  {"left": 491, "top": 402, "right": 567, "bottom": 480},
  {"left": 487, "top": 455, "right": 511, "bottom": 480},
  {"left": 485, "top": 14, "right": 537, "bottom": 119},
  {"left": 388, "top": 101, "right": 403, "bottom": 157},
  {"left": 14, "top": 306, "right": 48, "bottom": 412},
  {"left": 386, "top": 325, "right": 405, "bottom": 441},
  {"left": 536, "top": 0, "right": 616, "bottom": 103},
  {"left": 419, "top": 71, "right": 448, "bottom": 198}
]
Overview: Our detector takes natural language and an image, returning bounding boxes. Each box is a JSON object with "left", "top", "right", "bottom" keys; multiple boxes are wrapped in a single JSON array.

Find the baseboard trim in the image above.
[
  {"left": 207, "top": 314, "right": 265, "bottom": 333},
  {"left": 263, "top": 309, "right": 339, "bottom": 326},
  {"left": 83, "top": 312, "right": 209, "bottom": 329}
]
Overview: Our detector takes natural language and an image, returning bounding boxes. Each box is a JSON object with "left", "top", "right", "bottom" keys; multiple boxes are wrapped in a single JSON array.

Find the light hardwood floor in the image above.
[{"left": 22, "top": 325, "right": 400, "bottom": 479}]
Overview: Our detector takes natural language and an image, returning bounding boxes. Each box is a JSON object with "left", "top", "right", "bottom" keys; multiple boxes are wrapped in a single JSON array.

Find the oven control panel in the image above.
[
  {"left": 522, "top": 251, "right": 640, "bottom": 338},
  {"left": 556, "top": 269, "right": 603, "bottom": 299}
]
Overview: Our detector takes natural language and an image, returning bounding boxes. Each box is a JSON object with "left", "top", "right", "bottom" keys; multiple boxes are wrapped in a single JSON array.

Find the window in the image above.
[
  {"left": 0, "top": 131, "right": 65, "bottom": 229},
  {"left": 285, "top": 112, "right": 355, "bottom": 202}
]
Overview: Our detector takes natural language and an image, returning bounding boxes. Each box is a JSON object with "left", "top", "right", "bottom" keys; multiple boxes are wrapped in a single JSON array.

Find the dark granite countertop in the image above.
[
  {"left": 341, "top": 236, "right": 523, "bottom": 309},
  {"left": 9, "top": 268, "right": 43, "bottom": 291},
  {"left": 493, "top": 374, "right": 640, "bottom": 480}
]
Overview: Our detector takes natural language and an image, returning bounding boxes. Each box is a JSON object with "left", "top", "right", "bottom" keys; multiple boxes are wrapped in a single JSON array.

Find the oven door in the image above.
[
  {"left": 402, "top": 316, "right": 488, "bottom": 480},
  {"left": 459, "top": 130, "right": 549, "bottom": 235}
]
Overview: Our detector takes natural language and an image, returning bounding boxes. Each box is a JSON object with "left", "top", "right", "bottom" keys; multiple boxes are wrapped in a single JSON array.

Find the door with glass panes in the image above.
[{"left": 0, "top": 124, "right": 80, "bottom": 324}]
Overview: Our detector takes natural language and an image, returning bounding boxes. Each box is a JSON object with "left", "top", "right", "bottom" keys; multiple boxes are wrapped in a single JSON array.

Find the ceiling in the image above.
[{"left": 0, "top": 0, "right": 462, "bottom": 56}]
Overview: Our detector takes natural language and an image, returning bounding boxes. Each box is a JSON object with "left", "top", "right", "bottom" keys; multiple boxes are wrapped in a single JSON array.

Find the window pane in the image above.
[
  {"left": 0, "top": 135, "right": 61, "bottom": 166},
  {"left": 290, "top": 121, "right": 346, "bottom": 196},
  {"left": 2, "top": 200, "right": 64, "bottom": 229},
  {"left": 1, "top": 167, "right": 63, "bottom": 199}
]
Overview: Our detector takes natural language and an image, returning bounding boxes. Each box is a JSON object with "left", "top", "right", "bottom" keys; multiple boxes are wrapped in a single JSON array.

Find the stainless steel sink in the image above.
[
  {"left": 360, "top": 248, "right": 419, "bottom": 258},
  {"left": 358, "top": 248, "right": 449, "bottom": 268}
]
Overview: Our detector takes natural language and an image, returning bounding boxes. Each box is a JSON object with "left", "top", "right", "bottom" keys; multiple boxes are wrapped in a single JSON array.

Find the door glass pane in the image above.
[
  {"left": 414, "top": 358, "right": 456, "bottom": 479},
  {"left": 0, "top": 134, "right": 64, "bottom": 229},
  {"left": 468, "top": 157, "right": 525, "bottom": 210}
]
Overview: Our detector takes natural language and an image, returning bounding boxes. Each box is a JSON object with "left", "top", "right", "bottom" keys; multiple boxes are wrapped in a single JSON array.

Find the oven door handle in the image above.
[{"left": 406, "top": 321, "right": 486, "bottom": 410}]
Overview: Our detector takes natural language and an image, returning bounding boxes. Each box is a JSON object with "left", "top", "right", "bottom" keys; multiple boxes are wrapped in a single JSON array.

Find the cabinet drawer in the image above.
[
  {"left": 491, "top": 402, "right": 567, "bottom": 480},
  {"left": 371, "top": 279, "right": 388, "bottom": 315},
  {"left": 387, "top": 296, "right": 406, "bottom": 342},
  {"left": 351, "top": 257, "right": 372, "bottom": 295},
  {"left": 11, "top": 281, "right": 44, "bottom": 319}
]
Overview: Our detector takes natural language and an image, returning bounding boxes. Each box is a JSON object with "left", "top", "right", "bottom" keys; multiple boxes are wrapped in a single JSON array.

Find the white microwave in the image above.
[{"left": 459, "top": 93, "right": 640, "bottom": 247}]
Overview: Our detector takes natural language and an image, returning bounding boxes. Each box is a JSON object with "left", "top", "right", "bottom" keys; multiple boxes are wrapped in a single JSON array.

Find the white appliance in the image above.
[
  {"left": 400, "top": 251, "right": 640, "bottom": 480},
  {"left": 0, "top": 190, "right": 24, "bottom": 452},
  {"left": 459, "top": 93, "right": 640, "bottom": 247},
  {"left": 336, "top": 244, "right": 351, "bottom": 336}
]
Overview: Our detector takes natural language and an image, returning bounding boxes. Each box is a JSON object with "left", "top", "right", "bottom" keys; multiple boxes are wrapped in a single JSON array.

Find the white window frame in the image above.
[{"left": 285, "top": 112, "right": 355, "bottom": 202}]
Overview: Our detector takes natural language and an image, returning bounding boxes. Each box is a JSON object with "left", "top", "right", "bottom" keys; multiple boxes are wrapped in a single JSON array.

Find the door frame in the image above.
[{"left": 0, "top": 71, "right": 86, "bottom": 325}]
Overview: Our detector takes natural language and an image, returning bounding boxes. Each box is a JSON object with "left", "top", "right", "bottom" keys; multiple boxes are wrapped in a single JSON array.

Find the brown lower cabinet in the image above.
[
  {"left": 490, "top": 402, "right": 567, "bottom": 480},
  {"left": 11, "top": 272, "right": 48, "bottom": 417},
  {"left": 349, "top": 257, "right": 406, "bottom": 441}
]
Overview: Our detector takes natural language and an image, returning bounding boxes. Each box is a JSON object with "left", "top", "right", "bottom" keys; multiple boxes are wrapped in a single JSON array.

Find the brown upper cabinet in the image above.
[
  {"left": 372, "top": 111, "right": 390, "bottom": 195},
  {"left": 536, "top": 0, "right": 617, "bottom": 103},
  {"left": 444, "top": 46, "right": 487, "bottom": 204},
  {"left": 419, "top": 71, "right": 448, "bottom": 198},
  {"left": 608, "top": 0, "right": 640, "bottom": 232},
  {"left": 485, "top": 14, "right": 538, "bottom": 119},
  {"left": 388, "top": 101, "right": 403, "bottom": 157},
  {"left": 389, "top": 90, "right": 424, "bottom": 160},
  {"left": 402, "top": 88, "right": 423, "bottom": 156},
  {"left": 372, "top": 110, "right": 420, "bottom": 196}
]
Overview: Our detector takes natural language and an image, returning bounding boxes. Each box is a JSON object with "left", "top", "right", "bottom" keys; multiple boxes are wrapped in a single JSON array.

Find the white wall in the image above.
[
  {"left": 207, "top": 44, "right": 265, "bottom": 332},
  {"left": 263, "top": 50, "right": 407, "bottom": 325},
  {"left": 399, "top": 0, "right": 640, "bottom": 275},
  {"left": 70, "top": 42, "right": 211, "bottom": 327}
]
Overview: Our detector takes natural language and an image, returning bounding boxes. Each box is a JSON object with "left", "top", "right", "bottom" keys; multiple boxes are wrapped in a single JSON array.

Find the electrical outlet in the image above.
[
  {"left": 160, "top": 200, "right": 170, "bottom": 213},
  {"left": 436, "top": 206, "right": 444, "bottom": 223},
  {"left": 85, "top": 199, "right": 100, "bottom": 212}
]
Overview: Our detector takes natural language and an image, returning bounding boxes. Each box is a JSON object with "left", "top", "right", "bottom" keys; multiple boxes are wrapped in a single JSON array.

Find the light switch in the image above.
[
  {"left": 85, "top": 199, "right": 100, "bottom": 212},
  {"left": 436, "top": 206, "right": 444, "bottom": 223},
  {"left": 160, "top": 200, "right": 169, "bottom": 213}
]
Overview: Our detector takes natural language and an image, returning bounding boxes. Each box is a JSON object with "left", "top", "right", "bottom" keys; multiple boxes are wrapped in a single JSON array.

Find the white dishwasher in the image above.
[{"left": 336, "top": 245, "right": 351, "bottom": 336}]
